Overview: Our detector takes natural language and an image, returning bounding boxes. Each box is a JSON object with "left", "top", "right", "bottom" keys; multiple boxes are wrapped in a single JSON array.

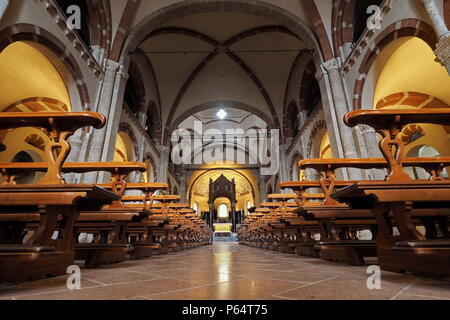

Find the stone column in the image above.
[
  {"left": 320, "top": 58, "right": 362, "bottom": 180},
  {"left": 0, "top": 0, "right": 10, "bottom": 22},
  {"left": 259, "top": 173, "right": 267, "bottom": 203},
  {"left": 137, "top": 105, "right": 148, "bottom": 129},
  {"left": 359, "top": 125, "right": 385, "bottom": 180},
  {"left": 91, "top": 45, "right": 107, "bottom": 69},
  {"left": 179, "top": 174, "right": 186, "bottom": 202},
  {"left": 157, "top": 145, "right": 170, "bottom": 183},
  {"left": 65, "top": 129, "right": 85, "bottom": 183},
  {"left": 84, "top": 60, "right": 128, "bottom": 183},
  {"left": 278, "top": 144, "right": 289, "bottom": 191},
  {"left": 421, "top": 0, "right": 450, "bottom": 73}
]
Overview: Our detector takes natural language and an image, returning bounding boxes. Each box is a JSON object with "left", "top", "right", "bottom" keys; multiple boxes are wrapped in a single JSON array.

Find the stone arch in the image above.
[
  {"left": 353, "top": 19, "right": 437, "bottom": 110},
  {"left": 306, "top": 120, "right": 328, "bottom": 158},
  {"left": 0, "top": 24, "right": 91, "bottom": 110},
  {"left": 84, "top": 0, "right": 112, "bottom": 55},
  {"left": 120, "top": 0, "right": 322, "bottom": 66},
  {"left": 168, "top": 100, "right": 275, "bottom": 139},
  {"left": 118, "top": 123, "right": 140, "bottom": 161},
  {"left": 119, "top": 0, "right": 326, "bottom": 144}
]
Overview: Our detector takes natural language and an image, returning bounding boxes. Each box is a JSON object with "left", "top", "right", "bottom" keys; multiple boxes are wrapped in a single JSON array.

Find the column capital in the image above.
[
  {"left": 321, "top": 58, "right": 340, "bottom": 73},
  {"left": 105, "top": 59, "right": 121, "bottom": 72},
  {"left": 435, "top": 35, "right": 450, "bottom": 69}
]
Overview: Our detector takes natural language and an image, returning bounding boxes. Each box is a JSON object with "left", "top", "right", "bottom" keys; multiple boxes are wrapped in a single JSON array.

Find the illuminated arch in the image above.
[
  {"left": 188, "top": 167, "right": 258, "bottom": 213},
  {"left": 372, "top": 37, "right": 450, "bottom": 160}
]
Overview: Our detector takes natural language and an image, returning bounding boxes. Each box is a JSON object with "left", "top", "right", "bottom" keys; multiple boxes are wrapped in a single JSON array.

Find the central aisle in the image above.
[{"left": 1, "top": 243, "right": 449, "bottom": 300}]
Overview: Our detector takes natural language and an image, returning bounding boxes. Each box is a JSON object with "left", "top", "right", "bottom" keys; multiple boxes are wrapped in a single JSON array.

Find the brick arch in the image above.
[
  {"left": 332, "top": 0, "right": 356, "bottom": 59},
  {"left": 144, "top": 152, "right": 158, "bottom": 182},
  {"left": 352, "top": 19, "right": 437, "bottom": 110},
  {"left": 0, "top": 24, "right": 90, "bottom": 110},
  {"left": 4, "top": 97, "right": 69, "bottom": 112},
  {"left": 85, "top": 0, "right": 112, "bottom": 57},
  {"left": 306, "top": 120, "right": 327, "bottom": 157},
  {"left": 118, "top": 123, "right": 140, "bottom": 161},
  {"left": 305, "top": 0, "right": 334, "bottom": 61},
  {"left": 376, "top": 92, "right": 448, "bottom": 109}
]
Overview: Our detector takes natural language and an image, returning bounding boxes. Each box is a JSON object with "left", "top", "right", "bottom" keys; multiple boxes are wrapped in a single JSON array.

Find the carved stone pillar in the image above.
[
  {"left": 0, "top": 0, "right": 10, "bottom": 22},
  {"left": 84, "top": 60, "right": 128, "bottom": 183},
  {"left": 259, "top": 173, "right": 267, "bottom": 203},
  {"left": 421, "top": 0, "right": 449, "bottom": 39},
  {"left": 359, "top": 125, "right": 385, "bottom": 180},
  {"left": 320, "top": 58, "right": 362, "bottom": 180},
  {"left": 421, "top": 0, "right": 450, "bottom": 73},
  {"left": 157, "top": 145, "right": 170, "bottom": 183},
  {"left": 278, "top": 144, "right": 289, "bottom": 191},
  {"left": 179, "top": 175, "right": 186, "bottom": 202}
]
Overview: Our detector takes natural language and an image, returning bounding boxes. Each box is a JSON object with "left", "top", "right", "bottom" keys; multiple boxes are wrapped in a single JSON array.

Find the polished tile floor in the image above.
[{"left": 0, "top": 243, "right": 449, "bottom": 300}]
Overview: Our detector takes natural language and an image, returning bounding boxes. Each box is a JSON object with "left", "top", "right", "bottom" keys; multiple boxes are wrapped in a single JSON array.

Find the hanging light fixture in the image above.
[{"left": 216, "top": 109, "right": 227, "bottom": 120}]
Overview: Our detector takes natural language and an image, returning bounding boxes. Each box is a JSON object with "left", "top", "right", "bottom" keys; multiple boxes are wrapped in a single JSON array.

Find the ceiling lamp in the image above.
[{"left": 216, "top": 109, "right": 227, "bottom": 120}]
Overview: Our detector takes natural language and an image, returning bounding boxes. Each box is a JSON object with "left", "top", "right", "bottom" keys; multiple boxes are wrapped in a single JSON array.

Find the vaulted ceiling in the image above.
[{"left": 137, "top": 11, "right": 310, "bottom": 132}]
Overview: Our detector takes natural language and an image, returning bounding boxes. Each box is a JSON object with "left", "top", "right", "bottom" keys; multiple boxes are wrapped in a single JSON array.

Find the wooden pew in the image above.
[
  {"left": 331, "top": 109, "right": 450, "bottom": 276},
  {"left": 75, "top": 182, "right": 167, "bottom": 267},
  {"left": 0, "top": 162, "right": 171, "bottom": 268},
  {"left": 266, "top": 194, "right": 321, "bottom": 254},
  {"left": 124, "top": 195, "right": 209, "bottom": 254},
  {"left": 0, "top": 112, "right": 120, "bottom": 283},
  {"left": 0, "top": 162, "right": 169, "bottom": 267},
  {"left": 279, "top": 155, "right": 450, "bottom": 265}
]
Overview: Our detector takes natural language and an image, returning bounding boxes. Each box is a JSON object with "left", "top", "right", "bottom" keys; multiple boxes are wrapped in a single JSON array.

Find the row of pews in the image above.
[
  {"left": 0, "top": 112, "right": 212, "bottom": 283},
  {"left": 239, "top": 108, "right": 450, "bottom": 278}
]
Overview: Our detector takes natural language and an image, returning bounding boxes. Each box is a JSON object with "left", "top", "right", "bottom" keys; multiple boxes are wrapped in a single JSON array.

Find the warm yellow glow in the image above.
[
  {"left": 299, "top": 169, "right": 305, "bottom": 181},
  {"left": 319, "top": 133, "right": 332, "bottom": 159},
  {"left": 0, "top": 127, "right": 49, "bottom": 163},
  {"left": 188, "top": 164, "right": 259, "bottom": 213},
  {"left": 373, "top": 38, "right": 450, "bottom": 158},
  {"left": 214, "top": 224, "right": 232, "bottom": 232},
  {"left": 374, "top": 38, "right": 450, "bottom": 106},
  {"left": 0, "top": 42, "right": 71, "bottom": 110},
  {"left": 114, "top": 132, "right": 134, "bottom": 162}
]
